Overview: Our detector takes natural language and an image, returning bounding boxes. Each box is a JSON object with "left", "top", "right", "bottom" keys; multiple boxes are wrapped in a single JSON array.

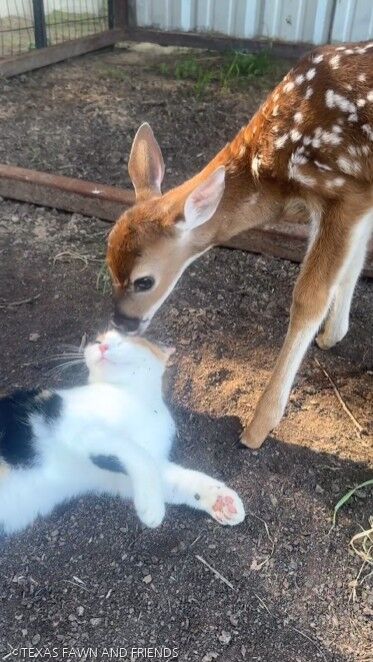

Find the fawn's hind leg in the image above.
[
  {"left": 241, "top": 202, "right": 369, "bottom": 449},
  {"left": 316, "top": 209, "right": 372, "bottom": 349}
]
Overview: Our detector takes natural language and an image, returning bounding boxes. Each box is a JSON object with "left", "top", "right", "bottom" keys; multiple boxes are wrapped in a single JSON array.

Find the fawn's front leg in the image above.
[{"left": 241, "top": 202, "right": 362, "bottom": 449}]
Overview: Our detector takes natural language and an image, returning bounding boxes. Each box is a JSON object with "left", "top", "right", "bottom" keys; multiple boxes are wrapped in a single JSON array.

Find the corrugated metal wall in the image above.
[{"left": 135, "top": 0, "right": 373, "bottom": 45}]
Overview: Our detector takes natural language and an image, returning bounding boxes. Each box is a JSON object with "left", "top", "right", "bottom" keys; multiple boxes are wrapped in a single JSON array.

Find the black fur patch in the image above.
[
  {"left": 0, "top": 389, "right": 63, "bottom": 467},
  {"left": 90, "top": 454, "right": 126, "bottom": 474}
]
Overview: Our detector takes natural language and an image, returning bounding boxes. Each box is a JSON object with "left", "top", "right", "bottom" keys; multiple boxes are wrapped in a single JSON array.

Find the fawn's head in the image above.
[{"left": 107, "top": 123, "right": 225, "bottom": 333}]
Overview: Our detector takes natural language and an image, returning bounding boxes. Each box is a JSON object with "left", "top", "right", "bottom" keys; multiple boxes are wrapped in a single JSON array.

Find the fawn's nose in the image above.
[
  {"left": 111, "top": 310, "right": 141, "bottom": 333},
  {"left": 99, "top": 343, "right": 109, "bottom": 356}
]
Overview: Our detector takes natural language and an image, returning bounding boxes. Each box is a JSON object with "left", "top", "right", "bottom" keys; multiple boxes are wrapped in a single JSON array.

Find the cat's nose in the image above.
[{"left": 99, "top": 343, "right": 109, "bottom": 355}]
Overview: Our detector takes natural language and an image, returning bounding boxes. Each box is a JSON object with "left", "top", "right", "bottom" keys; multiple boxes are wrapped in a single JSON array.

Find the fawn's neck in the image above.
[{"left": 168, "top": 118, "right": 286, "bottom": 247}]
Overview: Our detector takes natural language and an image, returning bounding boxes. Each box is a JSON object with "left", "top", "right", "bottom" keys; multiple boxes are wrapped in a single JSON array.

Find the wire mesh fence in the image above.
[{"left": 0, "top": 0, "right": 110, "bottom": 57}]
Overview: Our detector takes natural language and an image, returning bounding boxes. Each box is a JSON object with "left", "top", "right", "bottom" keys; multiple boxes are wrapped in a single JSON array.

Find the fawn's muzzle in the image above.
[{"left": 111, "top": 309, "right": 142, "bottom": 333}]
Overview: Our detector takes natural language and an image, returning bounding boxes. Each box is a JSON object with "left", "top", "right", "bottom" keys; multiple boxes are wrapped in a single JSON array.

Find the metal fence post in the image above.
[
  {"left": 32, "top": 0, "right": 48, "bottom": 49},
  {"left": 108, "top": 0, "right": 136, "bottom": 29}
]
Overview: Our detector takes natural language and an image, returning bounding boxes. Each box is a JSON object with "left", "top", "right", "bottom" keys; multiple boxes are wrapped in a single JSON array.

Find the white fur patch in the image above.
[
  {"left": 288, "top": 152, "right": 315, "bottom": 186},
  {"left": 325, "top": 90, "right": 356, "bottom": 114},
  {"left": 330, "top": 55, "right": 340, "bottom": 69},
  {"left": 367, "top": 91, "right": 373, "bottom": 102},
  {"left": 275, "top": 133, "right": 289, "bottom": 149},
  {"left": 362, "top": 124, "right": 373, "bottom": 141},
  {"left": 314, "top": 160, "right": 332, "bottom": 171},
  {"left": 306, "top": 68, "right": 316, "bottom": 80},
  {"left": 313, "top": 54, "right": 324, "bottom": 63},
  {"left": 295, "top": 74, "right": 305, "bottom": 85},
  {"left": 290, "top": 128, "right": 302, "bottom": 142},
  {"left": 294, "top": 112, "right": 303, "bottom": 124},
  {"left": 321, "top": 130, "right": 342, "bottom": 145},
  {"left": 326, "top": 177, "right": 345, "bottom": 188},
  {"left": 358, "top": 73, "right": 366, "bottom": 82},
  {"left": 251, "top": 154, "right": 261, "bottom": 177},
  {"left": 357, "top": 98, "right": 366, "bottom": 108},
  {"left": 337, "top": 156, "right": 361, "bottom": 175},
  {"left": 284, "top": 81, "right": 295, "bottom": 93},
  {"left": 305, "top": 87, "right": 313, "bottom": 99}
]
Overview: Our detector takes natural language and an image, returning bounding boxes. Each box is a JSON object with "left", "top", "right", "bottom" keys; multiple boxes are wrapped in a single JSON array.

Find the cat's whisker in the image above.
[{"left": 47, "top": 359, "right": 86, "bottom": 376}]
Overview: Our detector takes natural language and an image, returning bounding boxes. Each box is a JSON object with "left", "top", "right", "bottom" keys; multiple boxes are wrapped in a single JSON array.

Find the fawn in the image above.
[{"left": 107, "top": 42, "right": 373, "bottom": 449}]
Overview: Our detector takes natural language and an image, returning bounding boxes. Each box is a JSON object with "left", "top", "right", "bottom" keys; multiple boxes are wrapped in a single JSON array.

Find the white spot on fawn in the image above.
[
  {"left": 330, "top": 55, "right": 340, "bottom": 69},
  {"left": 358, "top": 73, "right": 366, "bottom": 82},
  {"left": 251, "top": 154, "right": 261, "bottom": 176},
  {"left": 326, "top": 177, "right": 345, "bottom": 188},
  {"left": 367, "top": 91, "right": 373, "bottom": 102},
  {"left": 314, "top": 160, "right": 332, "bottom": 171},
  {"left": 275, "top": 133, "right": 289, "bottom": 149},
  {"left": 313, "top": 54, "right": 324, "bottom": 63},
  {"left": 288, "top": 164, "right": 315, "bottom": 187},
  {"left": 284, "top": 81, "right": 295, "bottom": 93},
  {"left": 295, "top": 74, "right": 305, "bottom": 85},
  {"left": 305, "top": 87, "right": 313, "bottom": 99},
  {"left": 322, "top": 131, "right": 342, "bottom": 145},
  {"left": 357, "top": 98, "right": 366, "bottom": 108},
  {"left": 306, "top": 68, "right": 316, "bottom": 80},
  {"left": 325, "top": 90, "right": 356, "bottom": 114},
  {"left": 294, "top": 112, "right": 303, "bottom": 124},
  {"left": 337, "top": 156, "right": 361, "bottom": 175},
  {"left": 290, "top": 129, "right": 302, "bottom": 142},
  {"left": 362, "top": 124, "right": 373, "bottom": 141}
]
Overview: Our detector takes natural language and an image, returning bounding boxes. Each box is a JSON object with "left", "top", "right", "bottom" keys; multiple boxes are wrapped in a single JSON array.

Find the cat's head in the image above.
[{"left": 84, "top": 329, "right": 174, "bottom": 384}]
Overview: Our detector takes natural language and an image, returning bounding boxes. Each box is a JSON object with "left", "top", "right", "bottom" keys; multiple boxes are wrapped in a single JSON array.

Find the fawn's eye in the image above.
[{"left": 133, "top": 276, "right": 155, "bottom": 292}]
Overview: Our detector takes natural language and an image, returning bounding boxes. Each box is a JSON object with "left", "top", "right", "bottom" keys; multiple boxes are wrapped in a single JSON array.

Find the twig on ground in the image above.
[
  {"left": 248, "top": 510, "right": 275, "bottom": 569},
  {"left": 314, "top": 358, "right": 365, "bottom": 438},
  {"left": 0, "top": 293, "right": 40, "bottom": 308},
  {"left": 195, "top": 554, "right": 235, "bottom": 590}
]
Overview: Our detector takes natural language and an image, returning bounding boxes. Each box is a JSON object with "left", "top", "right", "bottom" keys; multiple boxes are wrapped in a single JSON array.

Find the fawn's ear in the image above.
[
  {"left": 128, "top": 123, "right": 165, "bottom": 200},
  {"left": 181, "top": 167, "right": 225, "bottom": 232}
]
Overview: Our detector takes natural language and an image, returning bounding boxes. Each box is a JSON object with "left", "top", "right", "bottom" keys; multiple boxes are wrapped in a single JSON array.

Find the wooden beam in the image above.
[
  {"left": 0, "top": 29, "right": 127, "bottom": 78},
  {"left": 0, "top": 164, "right": 134, "bottom": 221},
  {"left": 223, "top": 225, "right": 373, "bottom": 279},
  {"left": 0, "top": 164, "right": 371, "bottom": 277},
  {"left": 121, "top": 27, "right": 313, "bottom": 60}
]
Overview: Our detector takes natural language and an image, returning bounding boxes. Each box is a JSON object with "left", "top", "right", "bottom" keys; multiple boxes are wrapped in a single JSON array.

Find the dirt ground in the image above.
[{"left": 0, "top": 45, "right": 372, "bottom": 662}]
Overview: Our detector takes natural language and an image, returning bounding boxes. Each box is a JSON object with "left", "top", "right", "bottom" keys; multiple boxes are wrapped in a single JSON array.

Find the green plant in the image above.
[
  {"left": 331, "top": 479, "right": 373, "bottom": 601},
  {"left": 332, "top": 478, "right": 373, "bottom": 528},
  {"left": 96, "top": 261, "right": 111, "bottom": 294},
  {"left": 159, "top": 50, "right": 273, "bottom": 98}
]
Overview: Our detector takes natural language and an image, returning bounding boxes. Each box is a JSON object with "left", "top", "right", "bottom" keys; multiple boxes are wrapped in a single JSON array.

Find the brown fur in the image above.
[{"left": 107, "top": 41, "right": 373, "bottom": 448}]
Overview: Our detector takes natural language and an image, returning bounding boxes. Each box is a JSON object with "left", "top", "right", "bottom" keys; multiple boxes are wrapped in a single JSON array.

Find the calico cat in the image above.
[{"left": 0, "top": 330, "right": 245, "bottom": 534}]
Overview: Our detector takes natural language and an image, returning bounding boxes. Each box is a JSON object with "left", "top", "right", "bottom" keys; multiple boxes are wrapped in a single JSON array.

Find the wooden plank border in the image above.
[
  {"left": 0, "top": 164, "right": 372, "bottom": 277},
  {"left": 0, "top": 165, "right": 134, "bottom": 221},
  {"left": 0, "top": 29, "right": 127, "bottom": 78},
  {"left": 121, "top": 27, "right": 313, "bottom": 61}
]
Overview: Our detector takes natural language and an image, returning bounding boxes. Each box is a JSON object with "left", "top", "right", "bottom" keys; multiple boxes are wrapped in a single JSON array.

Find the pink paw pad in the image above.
[{"left": 212, "top": 495, "right": 238, "bottom": 517}]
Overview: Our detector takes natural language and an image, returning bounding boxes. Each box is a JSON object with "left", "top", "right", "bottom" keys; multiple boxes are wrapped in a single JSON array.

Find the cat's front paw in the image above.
[
  {"left": 198, "top": 483, "right": 245, "bottom": 526},
  {"left": 135, "top": 493, "right": 165, "bottom": 529}
]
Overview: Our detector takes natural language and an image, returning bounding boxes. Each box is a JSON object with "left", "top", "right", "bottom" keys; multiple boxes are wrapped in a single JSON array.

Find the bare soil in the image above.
[{"left": 0, "top": 45, "right": 372, "bottom": 662}]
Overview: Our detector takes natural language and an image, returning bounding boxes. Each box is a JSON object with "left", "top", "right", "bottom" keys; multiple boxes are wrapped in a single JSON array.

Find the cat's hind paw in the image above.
[{"left": 200, "top": 484, "right": 245, "bottom": 526}]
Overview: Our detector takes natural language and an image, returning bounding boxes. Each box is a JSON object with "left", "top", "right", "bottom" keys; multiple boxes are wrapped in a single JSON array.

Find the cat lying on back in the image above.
[{"left": 0, "top": 330, "right": 245, "bottom": 534}]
